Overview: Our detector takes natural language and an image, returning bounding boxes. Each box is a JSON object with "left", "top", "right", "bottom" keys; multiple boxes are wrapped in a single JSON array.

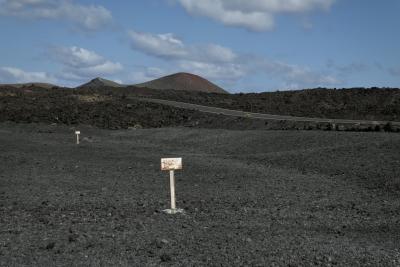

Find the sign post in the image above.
[
  {"left": 75, "top": 131, "right": 80, "bottom": 144},
  {"left": 161, "top": 158, "right": 183, "bottom": 214},
  {"left": 169, "top": 169, "right": 176, "bottom": 210}
]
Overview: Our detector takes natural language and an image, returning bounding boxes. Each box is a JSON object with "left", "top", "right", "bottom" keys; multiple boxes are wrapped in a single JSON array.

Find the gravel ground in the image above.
[{"left": 1, "top": 122, "right": 399, "bottom": 266}]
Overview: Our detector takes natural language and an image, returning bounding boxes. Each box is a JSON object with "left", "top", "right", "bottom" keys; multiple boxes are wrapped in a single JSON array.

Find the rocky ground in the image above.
[
  {"left": 1, "top": 122, "right": 399, "bottom": 266},
  {"left": 118, "top": 86, "right": 400, "bottom": 122},
  {"left": 1, "top": 87, "right": 399, "bottom": 132}
]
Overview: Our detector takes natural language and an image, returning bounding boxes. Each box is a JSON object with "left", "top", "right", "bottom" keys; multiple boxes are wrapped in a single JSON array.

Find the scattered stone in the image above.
[
  {"left": 154, "top": 238, "right": 169, "bottom": 248},
  {"left": 82, "top": 137, "right": 94, "bottom": 143},
  {"left": 68, "top": 235, "right": 78, "bottom": 243},
  {"left": 128, "top": 124, "right": 142, "bottom": 130},
  {"left": 45, "top": 242, "right": 55, "bottom": 250},
  {"left": 135, "top": 222, "right": 145, "bottom": 231},
  {"left": 160, "top": 253, "right": 172, "bottom": 262}
]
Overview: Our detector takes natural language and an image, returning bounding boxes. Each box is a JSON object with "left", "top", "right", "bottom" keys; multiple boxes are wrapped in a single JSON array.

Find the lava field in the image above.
[{"left": 1, "top": 122, "right": 399, "bottom": 266}]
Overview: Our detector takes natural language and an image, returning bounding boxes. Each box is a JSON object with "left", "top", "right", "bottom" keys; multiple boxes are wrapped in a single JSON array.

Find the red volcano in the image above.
[{"left": 135, "top": 72, "right": 228, "bottom": 94}]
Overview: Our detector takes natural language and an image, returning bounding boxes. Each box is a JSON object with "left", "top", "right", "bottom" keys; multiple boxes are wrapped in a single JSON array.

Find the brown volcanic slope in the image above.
[{"left": 135, "top": 72, "right": 229, "bottom": 94}]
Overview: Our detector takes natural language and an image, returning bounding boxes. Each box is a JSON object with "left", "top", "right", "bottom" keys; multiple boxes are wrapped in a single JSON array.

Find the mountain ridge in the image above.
[
  {"left": 134, "top": 72, "right": 228, "bottom": 94},
  {"left": 0, "top": 73, "right": 229, "bottom": 94},
  {"left": 0, "top": 82, "right": 57, "bottom": 89},
  {"left": 77, "top": 77, "right": 124, "bottom": 88}
]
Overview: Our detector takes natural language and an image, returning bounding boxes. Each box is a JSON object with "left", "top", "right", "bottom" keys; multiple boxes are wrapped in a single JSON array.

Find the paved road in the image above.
[{"left": 132, "top": 97, "right": 400, "bottom": 126}]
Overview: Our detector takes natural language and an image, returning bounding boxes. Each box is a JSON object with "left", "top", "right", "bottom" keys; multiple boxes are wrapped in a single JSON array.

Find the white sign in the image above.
[
  {"left": 75, "top": 130, "right": 80, "bottom": 144},
  {"left": 161, "top": 157, "right": 184, "bottom": 214},
  {"left": 161, "top": 158, "right": 182, "bottom": 171}
]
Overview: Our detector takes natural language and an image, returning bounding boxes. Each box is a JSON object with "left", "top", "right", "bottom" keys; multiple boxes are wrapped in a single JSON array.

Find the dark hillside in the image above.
[
  {"left": 1, "top": 86, "right": 399, "bottom": 130},
  {"left": 78, "top": 77, "right": 123, "bottom": 88},
  {"left": 135, "top": 72, "right": 228, "bottom": 94},
  {"left": 123, "top": 87, "right": 400, "bottom": 122}
]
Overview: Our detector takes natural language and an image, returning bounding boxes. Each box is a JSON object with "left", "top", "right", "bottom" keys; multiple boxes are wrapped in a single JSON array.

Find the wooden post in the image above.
[
  {"left": 170, "top": 170, "right": 176, "bottom": 210},
  {"left": 75, "top": 131, "right": 80, "bottom": 144},
  {"left": 161, "top": 158, "right": 183, "bottom": 214}
]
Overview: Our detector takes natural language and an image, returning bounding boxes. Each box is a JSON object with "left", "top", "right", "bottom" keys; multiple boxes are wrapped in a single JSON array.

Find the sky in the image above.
[{"left": 0, "top": 0, "right": 399, "bottom": 93}]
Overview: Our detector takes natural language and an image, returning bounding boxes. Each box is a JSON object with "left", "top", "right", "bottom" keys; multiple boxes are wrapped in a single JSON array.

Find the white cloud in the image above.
[
  {"left": 199, "top": 44, "right": 237, "bottom": 63},
  {"left": 77, "top": 61, "right": 123, "bottom": 76},
  {"left": 130, "top": 67, "right": 170, "bottom": 83},
  {"left": 51, "top": 46, "right": 104, "bottom": 68},
  {"left": 0, "top": 66, "right": 56, "bottom": 84},
  {"left": 128, "top": 29, "right": 339, "bottom": 88},
  {"left": 178, "top": 61, "right": 246, "bottom": 81},
  {"left": 50, "top": 46, "right": 123, "bottom": 81},
  {"left": 221, "top": 0, "right": 334, "bottom": 13},
  {"left": 128, "top": 31, "right": 188, "bottom": 59},
  {"left": 177, "top": 0, "right": 273, "bottom": 31},
  {"left": 176, "top": 0, "right": 335, "bottom": 31},
  {"left": 128, "top": 30, "right": 245, "bottom": 83},
  {"left": 0, "top": 0, "right": 112, "bottom": 31},
  {"left": 128, "top": 30, "right": 236, "bottom": 63},
  {"left": 254, "top": 59, "right": 340, "bottom": 87}
]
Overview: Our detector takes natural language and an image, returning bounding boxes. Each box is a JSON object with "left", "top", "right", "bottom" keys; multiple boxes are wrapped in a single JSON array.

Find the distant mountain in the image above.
[
  {"left": 1, "top": 82, "right": 57, "bottom": 89},
  {"left": 135, "top": 72, "right": 228, "bottom": 94},
  {"left": 77, "top": 77, "right": 123, "bottom": 88}
]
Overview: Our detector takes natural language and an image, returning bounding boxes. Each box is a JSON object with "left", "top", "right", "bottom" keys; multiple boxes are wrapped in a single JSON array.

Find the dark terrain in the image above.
[
  {"left": 68, "top": 83, "right": 400, "bottom": 122},
  {"left": 1, "top": 81, "right": 400, "bottom": 265},
  {"left": 1, "top": 85, "right": 399, "bottom": 131},
  {"left": 126, "top": 86, "right": 400, "bottom": 122},
  {"left": 2, "top": 72, "right": 399, "bottom": 123},
  {"left": 0, "top": 122, "right": 399, "bottom": 266}
]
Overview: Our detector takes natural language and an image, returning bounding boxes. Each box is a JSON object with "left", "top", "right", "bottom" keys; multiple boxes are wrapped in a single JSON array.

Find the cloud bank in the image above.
[
  {"left": 0, "top": 66, "right": 56, "bottom": 84},
  {"left": 128, "top": 30, "right": 236, "bottom": 63},
  {"left": 49, "top": 46, "right": 123, "bottom": 81},
  {"left": 0, "top": 0, "right": 113, "bottom": 31},
  {"left": 128, "top": 29, "right": 339, "bottom": 88},
  {"left": 176, "top": 0, "right": 335, "bottom": 31},
  {"left": 128, "top": 30, "right": 245, "bottom": 81}
]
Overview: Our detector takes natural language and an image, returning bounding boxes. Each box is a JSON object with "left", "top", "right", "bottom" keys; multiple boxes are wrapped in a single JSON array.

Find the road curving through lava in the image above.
[{"left": 131, "top": 97, "right": 400, "bottom": 127}]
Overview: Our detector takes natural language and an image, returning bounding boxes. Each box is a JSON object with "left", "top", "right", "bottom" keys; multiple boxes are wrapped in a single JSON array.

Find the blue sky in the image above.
[{"left": 0, "top": 0, "right": 399, "bottom": 92}]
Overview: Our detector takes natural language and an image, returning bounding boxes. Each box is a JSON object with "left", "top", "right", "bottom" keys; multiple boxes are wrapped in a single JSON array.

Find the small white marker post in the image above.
[
  {"left": 75, "top": 131, "right": 80, "bottom": 144},
  {"left": 161, "top": 157, "right": 183, "bottom": 214}
]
